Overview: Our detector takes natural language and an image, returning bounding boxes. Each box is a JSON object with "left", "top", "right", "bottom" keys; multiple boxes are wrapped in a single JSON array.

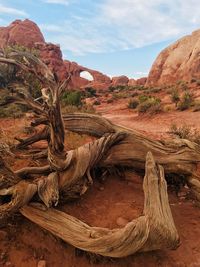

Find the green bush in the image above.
[
  {"left": 93, "top": 99, "right": 101, "bottom": 105},
  {"left": 138, "top": 94, "right": 149, "bottom": 103},
  {"left": 128, "top": 99, "right": 139, "bottom": 109},
  {"left": 170, "top": 88, "right": 180, "bottom": 107},
  {"left": 62, "top": 91, "right": 82, "bottom": 107},
  {"left": 84, "top": 87, "right": 97, "bottom": 98},
  {"left": 178, "top": 91, "right": 193, "bottom": 111},
  {"left": 138, "top": 96, "right": 162, "bottom": 114}
]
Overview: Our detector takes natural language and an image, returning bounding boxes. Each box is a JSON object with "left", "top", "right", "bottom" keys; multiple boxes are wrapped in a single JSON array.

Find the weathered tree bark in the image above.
[
  {"left": 11, "top": 112, "right": 200, "bottom": 204},
  {"left": 62, "top": 113, "right": 200, "bottom": 201},
  {"left": 20, "top": 152, "right": 180, "bottom": 257}
]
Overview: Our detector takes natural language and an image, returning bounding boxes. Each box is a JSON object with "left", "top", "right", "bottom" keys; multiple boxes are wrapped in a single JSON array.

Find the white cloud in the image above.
[
  {"left": 43, "top": 0, "right": 70, "bottom": 6},
  {"left": 41, "top": 0, "right": 200, "bottom": 55},
  {"left": 40, "top": 24, "right": 64, "bottom": 33},
  {"left": 0, "top": 4, "right": 28, "bottom": 16}
]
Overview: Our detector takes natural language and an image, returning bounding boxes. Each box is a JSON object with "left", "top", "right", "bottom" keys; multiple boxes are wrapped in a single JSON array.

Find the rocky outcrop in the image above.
[
  {"left": 128, "top": 78, "right": 136, "bottom": 86},
  {"left": 0, "top": 19, "right": 111, "bottom": 90},
  {"left": 146, "top": 29, "right": 200, "bottom": 86},
  {"left": 0, "top": 19, "right": 149, "bottom": 90},
  {"left": 136, "top": 77, "right": 147, "bottom": 85},
  {"left": 64, "top": 60, "right": 111, "bottom": 90},
  {"left": 0, "top": 19, "right": 45, "bottom": 48},
  {"left": 112, "top": 75, "right": 129, "bottom": 86}
]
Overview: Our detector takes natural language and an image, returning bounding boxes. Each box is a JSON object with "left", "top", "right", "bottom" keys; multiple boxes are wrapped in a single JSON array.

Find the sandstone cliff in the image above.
[{"left": 146, "top": 30, "right": 200, "bottom": 86}]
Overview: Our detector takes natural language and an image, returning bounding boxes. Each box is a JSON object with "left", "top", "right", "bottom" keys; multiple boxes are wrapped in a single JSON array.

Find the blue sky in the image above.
[{"left": 0, "top": 0, "right": 200, "bottom": 78}]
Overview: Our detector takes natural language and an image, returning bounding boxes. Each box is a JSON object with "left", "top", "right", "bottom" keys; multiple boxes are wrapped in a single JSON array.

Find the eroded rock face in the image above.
[
  {"left": 146, "top": 29, "right": 200, "bottom": 86},
  {"left": 0, "top": 19, "right": 112, "bottom": 90},
  {"left": 128, "top": 78, "right": 136, "bottom": 86},
  {"left": 112, "top": 75, "right": 129, "bottom": 86},
  {"left": 0, "top": 19, "right": 45, "bottom": 48},
  {"left": 136, "top": 77, "right": 147, "bottom": 85}
]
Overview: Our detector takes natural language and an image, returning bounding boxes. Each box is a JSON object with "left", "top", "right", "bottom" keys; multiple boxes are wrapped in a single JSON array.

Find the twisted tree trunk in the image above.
[{"left": 20, "top": 152, "right": 180, "bottom": 257}]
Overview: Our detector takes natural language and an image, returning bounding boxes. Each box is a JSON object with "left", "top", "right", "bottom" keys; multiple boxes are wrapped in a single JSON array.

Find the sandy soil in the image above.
[
  {"left": 1, "top": 108, "right": 200, "bottom": 267},
  {"left": 97, "top": 99, "right": 200, "bottom": 139}
]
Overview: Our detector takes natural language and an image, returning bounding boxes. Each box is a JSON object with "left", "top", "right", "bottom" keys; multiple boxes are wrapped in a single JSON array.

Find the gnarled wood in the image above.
[{"left": 20, "top": 152, "right": 180, "bottom": 257}]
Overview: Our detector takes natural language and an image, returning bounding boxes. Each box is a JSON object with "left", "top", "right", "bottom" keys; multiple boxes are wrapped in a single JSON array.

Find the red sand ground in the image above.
[{"left": 1, "top": 107, "right": 200, "bottom": 267}]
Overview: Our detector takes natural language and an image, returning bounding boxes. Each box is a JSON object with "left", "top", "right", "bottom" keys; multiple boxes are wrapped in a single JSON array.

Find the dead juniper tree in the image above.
[{"left": 1, "top": 49, "right": 200, "bottom": 257}]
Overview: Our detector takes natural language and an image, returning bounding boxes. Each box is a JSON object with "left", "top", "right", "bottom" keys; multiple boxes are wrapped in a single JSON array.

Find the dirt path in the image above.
[{"left": 97, "top": 101, "right": 200, "bottom": 139}]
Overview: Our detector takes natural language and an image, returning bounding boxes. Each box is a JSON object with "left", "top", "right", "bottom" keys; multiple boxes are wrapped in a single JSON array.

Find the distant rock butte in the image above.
[
  {"left": 0, "top": 19, "right": 146, "bottom": 90},
  {"left": 146, "top": 29, "right": 200, "bottom": 86},
  {"left": 112, "top": 75, "right": 129, "bottom": 86}
]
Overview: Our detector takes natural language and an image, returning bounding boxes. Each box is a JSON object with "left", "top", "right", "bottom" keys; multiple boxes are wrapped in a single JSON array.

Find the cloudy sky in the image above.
[{"left": 0, "top": 0, "right": 200, "bottom": 78}]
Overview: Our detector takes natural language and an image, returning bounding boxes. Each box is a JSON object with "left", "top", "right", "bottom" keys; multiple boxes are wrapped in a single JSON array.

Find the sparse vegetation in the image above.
[
  {"left": 169, "top": 123, "right": 200, "bottom": 144},
  {"left": 62, "top": 90, "right": 82, "bottom": 107},
  {"left": 62, "top": 104, "right": 96, "bottom": 114},
  {"left": 93, "top": 99, "right": 101, "bottom": 105},
  {"left": 170, "top": 88, "right": 180, "bottom": 107},
  {"left": 138, "top": 95, "right": 162, "bottom": 114},
  {"left": 128, "top": 99, "right": 139, "bottom": 109},
  {"left": 107, "top": 98, "right": 113, "bottom": 103},
  {"left": 0, "top": 104, "right": 24, "bottom": 118},
  {"left": 84, "top": 87, "right": 97, "bottom": 98},
  {"left": 178, "top": 91, "right": 193, "bottom": 111}
]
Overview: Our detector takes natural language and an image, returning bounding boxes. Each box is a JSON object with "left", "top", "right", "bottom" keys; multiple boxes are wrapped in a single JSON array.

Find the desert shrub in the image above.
[
  {"left": 128, "top": 99, "right": 139, "bottom": 109},
  {"left": 147, "top": 87, "right": 162, "bottom": 94},
  {"left": 138, "top": 96, "right": 162, "bottom": 114},
  {"left": 111, "top": 92, "right": 127, "bottom": 100},
  {"left": 138, "top": 94, "right": 149, "bottom": 103},
  {"left": 62, "top": 104, "right": 95, "bottom": 114},
  {"left": 135, "top": 85, "right": 146, "bottom": 91},
  {"left": 84, "top": 87, "right": 97, "bottom": 98},
  {"left": 131, "top": 91, "right": 139, "bottom": 97},
  {"left": 0, "top": 104, "right": 24, "bottom": 118},
  {"left": 191, "top": 78, "right": 197, "bottom": 83},
  {"left": 169, "top": 123, "right": 200, "bottom": 144},
  {"left": 93, "top": 99, "right": 101, "bottom": 105},
  {"left": 62, "top": 90, "right": 82, "bottom": 107},
  {"left": 108, "top": 86, "right": 116, "bottom": 92},
  {"left": 170, "top": 88, "right": 180, "bottom": 107},
  {"left": 107, "top": 98, "right": 113, "bottom": 104},
  {"left": 178, "top": 91, "right": 193, "bottom": 111}
]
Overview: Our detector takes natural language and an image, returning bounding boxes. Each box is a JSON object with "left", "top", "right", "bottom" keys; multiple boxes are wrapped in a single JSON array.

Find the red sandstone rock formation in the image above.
[
  {"left": 136, "top": 77, "right": 147, "bottom": 85},
  {"left": 0, "top": 19, "right": 111, "bottom": 90},
  {"left": 146, "top": 29, "right": 200, "bottom": 86},
  {"left": 112, "top": 75, "right": 129, "bottom": 86},
  {"left": 128, "top": 78, "right": 136, "bottom": 86},
  {"left": 0, "top": 19, "right": 45, "bottom": 48}
]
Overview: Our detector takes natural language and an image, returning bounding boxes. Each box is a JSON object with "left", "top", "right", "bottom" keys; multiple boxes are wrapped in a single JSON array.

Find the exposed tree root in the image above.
[{"left": 20, "top": 152, "right": 180, "bottom": 257}]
